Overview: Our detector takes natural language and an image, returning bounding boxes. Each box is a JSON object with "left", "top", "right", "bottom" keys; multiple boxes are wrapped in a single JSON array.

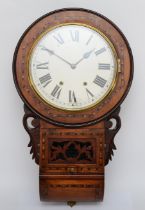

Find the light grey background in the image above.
[{"left": 0, "top": 0, "right": 144, "bottom": 210}]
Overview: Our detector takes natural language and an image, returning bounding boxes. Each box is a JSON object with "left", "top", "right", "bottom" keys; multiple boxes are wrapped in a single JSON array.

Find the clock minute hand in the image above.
[
  {"left": 41, "top": 46, "right": 74, "bottom": 68},
  {"left": 74, "top": 48, "right": 95, "bottom": 66}
]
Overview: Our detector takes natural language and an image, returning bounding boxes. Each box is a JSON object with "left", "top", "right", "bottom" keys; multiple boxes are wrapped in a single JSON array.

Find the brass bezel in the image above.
[{"left": 28, "top": 23, "right": 119, "bottom": 112}]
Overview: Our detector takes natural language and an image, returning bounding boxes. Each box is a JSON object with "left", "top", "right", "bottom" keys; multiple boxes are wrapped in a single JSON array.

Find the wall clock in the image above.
[{"left": 13, "top": 8, "right": 133, "bottom": 206}]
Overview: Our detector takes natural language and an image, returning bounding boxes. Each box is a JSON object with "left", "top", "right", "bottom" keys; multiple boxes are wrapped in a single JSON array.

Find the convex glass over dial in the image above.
[{"left": 29, "top": 24, "right": 118, "bottom": 111}]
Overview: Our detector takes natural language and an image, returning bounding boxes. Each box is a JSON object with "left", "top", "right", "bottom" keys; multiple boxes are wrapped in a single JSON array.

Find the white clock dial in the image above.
[{"left": 29, "top": 24, "right": 118, "bottom": 111}]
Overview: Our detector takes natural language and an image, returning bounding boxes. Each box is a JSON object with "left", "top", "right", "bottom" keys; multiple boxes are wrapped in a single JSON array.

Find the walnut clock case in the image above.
[{"left": 13, "top": 8, "right": 133, "bottom": 205}]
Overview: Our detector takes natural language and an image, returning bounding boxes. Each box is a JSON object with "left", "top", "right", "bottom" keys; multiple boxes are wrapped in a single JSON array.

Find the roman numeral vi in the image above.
[{"left": 69, "top": 90, "right": 77, "bottom": 103}]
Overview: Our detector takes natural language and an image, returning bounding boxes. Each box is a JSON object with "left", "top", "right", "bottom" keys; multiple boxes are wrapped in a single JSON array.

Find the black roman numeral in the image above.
[
  {"left": 93, "top": 75, "right": 107, "bottom": 88},
  {"left": 70, "top": 30, "right": 79, "bottom": 42},
  {"left": 98, "top": 63, "right": 110, "bottom": 70},
  {"left": 86, "top": 34, "right": 93, "bottom": 45},
  {"left": 86, "top": 88, "right": 94, "bottom": 99},
  {"left": 53, "top": 33, "right": 64, "bottom": 44},
  {"left": 39, "top": 73, "right": 52, "bottom": 87},
  {"left": 36, "top": 62, "right": 49, "bottom": 69},
  {"left": 95, "top": 47, "right": 106, "bottom": 56},
  {"left": 51, "top": 85, "right": 62, "bottom": 99},
  {"left": 69, "top": 90, "right": 77, "bottom": 103}
]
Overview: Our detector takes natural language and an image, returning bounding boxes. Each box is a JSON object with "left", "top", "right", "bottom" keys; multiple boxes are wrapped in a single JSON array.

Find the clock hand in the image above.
[
  {"left": 74, "top": 48, "right": 95, "bottom": 67},
  {"left": 41, "top": 46, "right": 74, "bottom": 69}
]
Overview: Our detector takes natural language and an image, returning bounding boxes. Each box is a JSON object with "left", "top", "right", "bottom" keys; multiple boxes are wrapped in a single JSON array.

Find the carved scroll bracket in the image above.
[
  {"left": 105, "top": 106, "right": 121, "bottom": 165},
  {"left": 23, "top": 104, "right": 40, "bottom": 164}
]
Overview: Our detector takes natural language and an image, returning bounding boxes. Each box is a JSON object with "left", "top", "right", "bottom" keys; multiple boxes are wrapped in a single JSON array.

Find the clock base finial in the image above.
[{"left": 67, "top": 201, "right": 76, "bottom": 207}]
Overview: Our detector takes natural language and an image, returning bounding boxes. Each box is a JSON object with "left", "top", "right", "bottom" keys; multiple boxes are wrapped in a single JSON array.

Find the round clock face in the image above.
[{"left": 29, "top": 24, "right": 118, "bottom": 111}]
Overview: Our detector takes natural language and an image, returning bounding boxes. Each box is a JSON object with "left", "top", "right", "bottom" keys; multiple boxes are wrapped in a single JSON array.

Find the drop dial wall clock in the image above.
[{"left": 13, "top": 8, "right": 133, "bottom": 205}]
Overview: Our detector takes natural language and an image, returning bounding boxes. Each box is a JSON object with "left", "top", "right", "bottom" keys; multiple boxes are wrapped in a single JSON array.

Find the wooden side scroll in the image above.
[
  {"left": 104, "top": 106, "right": 121, "bottom": 165},
  {"left": 23, "top": 104, "right": 40, "bottom": 164}
]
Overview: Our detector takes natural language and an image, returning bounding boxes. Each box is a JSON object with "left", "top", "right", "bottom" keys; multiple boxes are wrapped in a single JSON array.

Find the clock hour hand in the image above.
[
  {"left": 74, "top": 48, "right": 95, "bottom": 67},
  {"left": 41, "top": 46, "right": 74, "bottom": 69}
]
